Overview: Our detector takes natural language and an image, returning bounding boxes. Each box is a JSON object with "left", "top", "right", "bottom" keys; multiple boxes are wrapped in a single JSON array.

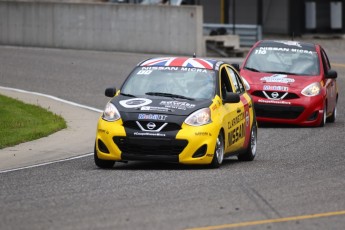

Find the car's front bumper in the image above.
[
  {"left": 95, "top": 118, "right": 220, "bottom": 164},
  {"left": 253, "top": 95, "right": 324, "bottom": 126}
]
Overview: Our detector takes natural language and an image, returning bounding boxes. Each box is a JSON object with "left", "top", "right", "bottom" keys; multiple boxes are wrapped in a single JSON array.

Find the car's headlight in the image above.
[
  {"left": 241, "top": 77, "right": 250, "bottom": 90},
  {"left": 301, "top": 82, "right": 321, "bottom": 96},
  {"left": 102, "top": 102, "right": 121, "bottom": 121},
  {"left": 184, "top": 108, "right": 211, "bottom": 126}
]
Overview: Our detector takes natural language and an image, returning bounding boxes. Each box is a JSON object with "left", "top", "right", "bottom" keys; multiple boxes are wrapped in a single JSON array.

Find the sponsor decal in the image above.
[
  {"left": 290, "top": 49, "right": 315, "bottom": 54},
  {"left": 239, "top": 96, "right": 252, "bottom": 148},
  {"left": 245, "top": 111, "right": 250, "bottom": 127},
  {"left": 228, "top": 122, "right": 245, "bottom": 147},
  {"left": 141, "top": 66, "right": 179, "bottom": 71},
  {"left": 119, "top": 98, "right": 152, "bottom": 108},
  {"left": 140, "top": 106, "right": 172, "bottom": 112},
  {"left": 137, "top": 69, "right": 153, "bottom": 75},
  {"left": 255, "top": 46, "right": 315, "bottom": 55},
  {"left": 160, "top": 101, "right": 195, "bottom": 110},
  {"left": 98, "top": 129, "right": 109, "bottom": 134},
  {"left": 211, "top": 104, "right": 218, "bottom": 111},
  {"left": 138, "top": 114, "right": 168, "bottom": 121},
  {"left": 228, "top": 112, "right": 244, "bottom": 129},
  {"left": 255, "top": 47, "right": 289, "bottom": 54},
  {"left": 261, "top": 74, "right": 295, "bottom": 83},
  {"left": 271, "top": 92, "right": 279, "bottom": 99},
  {"left": 181, "top": 67, "right": 208, "bottom": 73},
  {"left": 195, "top": 132, "right": 211, "bottom": 136},
  {"left": 263, "top": 85, "right": 289, "bottom": 91},
  {"left": 146, "top": 122, "right": 156, "bottom": 130},
  {"left": 133, "top": 132, "right": 166, "bottom": 137},
  {"left": 141, "top": 66, "right": 208, "bottom": 73},
  {"left": 258, "top": 99, "right": 291, "bottom": 105},
  {"left": 262, "top": 91, "right": 288, "bottom": 100}
]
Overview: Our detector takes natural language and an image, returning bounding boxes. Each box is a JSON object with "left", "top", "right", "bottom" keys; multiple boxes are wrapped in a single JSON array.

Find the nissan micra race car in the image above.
[
  {"left": 94, "top": 57, "right": 257, "bottom": 168},
  {"left": 240, "top": 40, "right": 338, "bottom": 127}
]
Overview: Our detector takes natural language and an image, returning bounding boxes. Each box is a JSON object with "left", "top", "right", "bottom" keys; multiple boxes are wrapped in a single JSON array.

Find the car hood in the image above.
[
  {"left": 240, "top": 70, "right": 322, "bottom": 90},
  {"left": 111, "top": 95, "right": 212, "bottom": 116}
]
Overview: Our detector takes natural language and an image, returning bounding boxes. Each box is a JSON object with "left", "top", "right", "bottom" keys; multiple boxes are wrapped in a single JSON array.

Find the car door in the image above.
[
  {"left": 219, "top": 65, "right": 245, "bottom": 153},
  {"left": 225, "top": 65, "right": 252, "bottom": 151},
  {"left": 321, "top": 48, "right": 337, "bottom": 115}
]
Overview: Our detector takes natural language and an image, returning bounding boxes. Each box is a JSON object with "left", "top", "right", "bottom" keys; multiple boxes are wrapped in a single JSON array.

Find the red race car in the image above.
[{"left": 240, "top": 40, "right": 338, "bottom": 127}]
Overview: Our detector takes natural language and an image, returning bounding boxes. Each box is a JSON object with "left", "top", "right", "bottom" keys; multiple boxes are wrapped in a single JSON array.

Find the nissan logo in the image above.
[
  {"left": 146, "top": 122, "right": 156, "bottom": 130},
  {"left": 271, "top": 92, "right": 279, "bottom": 98}
]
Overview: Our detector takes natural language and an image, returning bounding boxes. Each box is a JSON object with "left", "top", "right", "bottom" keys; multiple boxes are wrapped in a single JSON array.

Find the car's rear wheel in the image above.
[
  {"left": 238, "top": 124, "right": 257, "bottom": 161},
  {"left": 94, "top": 144, "right": 115, "bottom": 169},
  {"left": 210, "top": 132, "right": 225, "bottom": 168}
]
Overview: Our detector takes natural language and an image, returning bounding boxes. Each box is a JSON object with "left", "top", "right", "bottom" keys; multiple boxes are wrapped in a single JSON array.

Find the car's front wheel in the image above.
[
  {"left": 319, "top": 104, "right": 327, "bottom": 127},
  {"left": 94, "top": 144, "right": 115, "bottom": 169},
  {"left": 210, "top": 132, "right": 225, "bottom": 168},
  {"left": 238, "top": 124, "right": 257, "bottom": 161},
  {"left": 327, "top": 102, "right": 337, "bottom": 123}
]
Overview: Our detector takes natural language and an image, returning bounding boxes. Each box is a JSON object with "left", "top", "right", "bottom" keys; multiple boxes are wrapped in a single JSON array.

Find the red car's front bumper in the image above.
[{"left": 251, "top": 91, "right": 325, "bottom": 126}]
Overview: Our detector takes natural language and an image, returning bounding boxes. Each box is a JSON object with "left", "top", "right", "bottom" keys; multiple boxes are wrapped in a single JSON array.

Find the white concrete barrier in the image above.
[{"left": 0, "top": 1, "right": 205, "bottom": 56}]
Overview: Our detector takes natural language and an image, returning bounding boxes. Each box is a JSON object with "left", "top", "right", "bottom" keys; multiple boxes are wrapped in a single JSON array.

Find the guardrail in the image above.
[{"left": 203, "top": 23, "right": 262, "bottom": 47}]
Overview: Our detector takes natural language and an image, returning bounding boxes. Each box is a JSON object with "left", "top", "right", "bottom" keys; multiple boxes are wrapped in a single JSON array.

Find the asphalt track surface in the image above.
[{"left": 0, "top": 43, "right": 345, "bottom": 230}]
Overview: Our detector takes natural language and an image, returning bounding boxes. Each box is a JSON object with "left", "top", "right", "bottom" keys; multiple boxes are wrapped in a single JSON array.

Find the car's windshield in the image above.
[
  {"left": 244, "top": 45, "right": 320, "bottom": 76},
  {"left": 121, "top": 67, "right": 216, "bottom": 100}
]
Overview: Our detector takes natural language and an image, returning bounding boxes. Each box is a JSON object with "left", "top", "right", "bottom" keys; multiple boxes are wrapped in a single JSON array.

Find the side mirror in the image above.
[
  {"left": 326, "top": 69, "right": 337, "bottom": 79},
  {"left": 231, "top": 63, "right": 240, "bottom": 72},
  {"left": 105, "top": 87, "right": 117, "bottom": 97},
  {"left": 223, "top": 92, "right": 240, "bottom": 104}
]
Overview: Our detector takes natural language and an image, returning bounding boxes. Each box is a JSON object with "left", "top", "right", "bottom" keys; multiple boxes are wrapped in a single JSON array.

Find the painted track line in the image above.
[
  {"left": 0, "top": 86, "right": 103, "bottom": 113},
  {"left": 186, "top": 210, "right": 345, "bottom": 230},
  {"left": 0, "top": 153, "right": 93, "bottom": 174},
  {"left": 332, "top": 63, "right": 345, "bottom": 68}
]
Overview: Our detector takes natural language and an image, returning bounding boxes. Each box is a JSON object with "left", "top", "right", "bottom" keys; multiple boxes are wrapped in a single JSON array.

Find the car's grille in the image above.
[
  {"left": 254, "top": 103, "right": 304, "bottom": 119},
  {"left": 252, "top": 91, "right": 299, "bottom": 100},
  {"left": 123, "top": 121, "right": 181, "bottom": 132},
  {"left": 113, "top": 137, "right": 188, "bottom": 156}
]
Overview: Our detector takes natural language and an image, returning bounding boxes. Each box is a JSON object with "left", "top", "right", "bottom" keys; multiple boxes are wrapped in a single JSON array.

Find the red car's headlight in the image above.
[
  {"left": 301, "top": 82, "right": 321, "bottom": 96},
  {"left": 241, "top": 77, "right": 251, "bottom": 91}
]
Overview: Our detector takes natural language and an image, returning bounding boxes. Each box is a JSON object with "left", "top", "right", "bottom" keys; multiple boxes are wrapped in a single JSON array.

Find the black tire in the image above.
[
  {"left": 327, "top": 104, "right": 337, "bottom": 123},
  {"left": 238, "top": 124, "right": 257, "bottom": 161},
  {"left": 319, "top": 104, "right": 327, "bottom": 127},
  {"left": 210, "top": 132, "right": 225, "bottom": 168},
  {"left": 94, "top": 144, "right": 115, "bottom": 169}
]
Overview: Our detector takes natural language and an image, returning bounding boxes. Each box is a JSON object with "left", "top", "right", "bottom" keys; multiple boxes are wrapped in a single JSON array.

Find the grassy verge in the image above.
[{"left": 0, "top": 94, "right": 67, "bottom": 149}]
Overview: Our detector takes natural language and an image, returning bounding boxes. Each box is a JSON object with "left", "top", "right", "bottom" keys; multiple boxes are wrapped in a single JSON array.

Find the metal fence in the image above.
[{"left": 203, "top": 23, "right": 262, "bottom": 47}]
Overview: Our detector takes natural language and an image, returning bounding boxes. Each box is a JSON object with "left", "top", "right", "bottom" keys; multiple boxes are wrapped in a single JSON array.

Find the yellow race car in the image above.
[{"left": 95, "top": 57, "right": 257, "bottom": 168}]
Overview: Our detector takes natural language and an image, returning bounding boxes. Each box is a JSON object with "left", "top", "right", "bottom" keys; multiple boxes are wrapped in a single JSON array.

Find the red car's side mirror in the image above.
[{"left": 326, "top": 70, "right": 337, "bottom": 79}]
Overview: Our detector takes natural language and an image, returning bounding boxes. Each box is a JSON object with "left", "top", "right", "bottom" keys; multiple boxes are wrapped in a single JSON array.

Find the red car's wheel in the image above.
[
  {"left": 327, "top": 102, "right": 337, "bottom": 123},
  {"left": 319, "top": 104, "right": 327, "bottom": 127}
]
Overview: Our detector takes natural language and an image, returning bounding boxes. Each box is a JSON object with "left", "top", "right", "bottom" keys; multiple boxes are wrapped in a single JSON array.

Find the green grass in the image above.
[{"left": 0, "top": 94, "right": 67, "bottom": 149}]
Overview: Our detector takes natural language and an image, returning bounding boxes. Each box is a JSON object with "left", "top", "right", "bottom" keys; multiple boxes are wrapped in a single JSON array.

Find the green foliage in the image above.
[{"left": 0, "top": 94, "right": 67, "bottom": 149}]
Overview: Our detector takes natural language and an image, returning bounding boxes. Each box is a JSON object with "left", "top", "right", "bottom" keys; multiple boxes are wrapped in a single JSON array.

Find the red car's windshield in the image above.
[{"left": 244, "top": 46, "right": 320, "bottom": 76}]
